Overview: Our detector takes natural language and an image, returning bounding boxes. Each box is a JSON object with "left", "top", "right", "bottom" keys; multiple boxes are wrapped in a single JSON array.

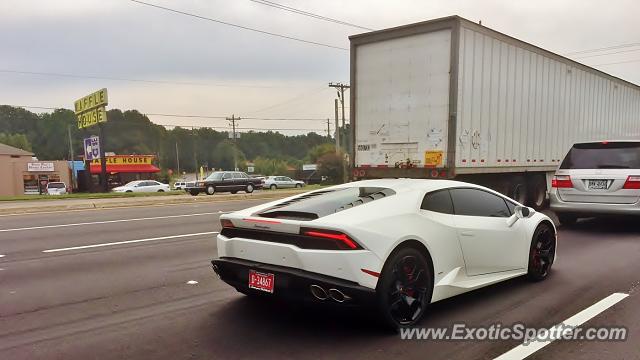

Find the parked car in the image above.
[
  {"left": 46, "top": 182, "right": 67, "bottom": 195},
  {"left": 264, "top": 176, "right": 305, "bottom": 190},
  {"left": 112, "top": 180, "right": 170, "bottom": 193},
  {"left": 550, "top": 141, "right": 640, "bottom": 225},
  {"left": 212, "top": 179, "right": 556, "bottom": 329},
  {"left": 185, "top": 171, "right": 263, "bottom": 196},
  {"left": 173, "top": 181, "right": 187, "bottom": 190}
]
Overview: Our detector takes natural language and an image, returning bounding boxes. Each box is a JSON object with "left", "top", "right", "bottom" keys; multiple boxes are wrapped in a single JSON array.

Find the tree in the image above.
[
  {"left": 254, "top": 157, "right": 289, "bottom": 175},
  {"left": 306, "top": 143, "right": 336, "bottom": 163},
  {"left": 317, "top": 152, "right": 344, "bottom": 184},
  {"left": 0, "top": 132, "right": 32, "bottom": 151}
]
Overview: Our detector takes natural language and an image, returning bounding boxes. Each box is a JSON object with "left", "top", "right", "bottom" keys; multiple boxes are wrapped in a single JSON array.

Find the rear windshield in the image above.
[
  {"left": 560, "top": 142, "right": 640, "bottom": 169},
  {"left": 257, "top": 187, "right": 395, "bottom": 220},
  {"left": 47, "top": 183, "right": 65, "bottom": 188}
]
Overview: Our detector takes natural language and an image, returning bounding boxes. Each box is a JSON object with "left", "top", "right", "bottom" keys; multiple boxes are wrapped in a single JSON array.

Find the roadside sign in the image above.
[
  {"left": 77, "top": 106, "right": 107, "bottom": 129},
  {"left": 74, "top": 88, "right": 108, "bottom": 114},
  {"left": 247, "top": 166, "right": 255, "bottom": 173},
  {"left": 84, "top": 136, "right": 100, "bottom": 161}
]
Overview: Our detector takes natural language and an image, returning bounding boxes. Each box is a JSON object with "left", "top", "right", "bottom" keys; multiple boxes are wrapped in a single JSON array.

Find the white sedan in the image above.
[
  {"left": 112, "top": 180, "right": 170, "bottom": 193},
  {"left": 212, "top": 179, "right": 557, "bottom": 329}
]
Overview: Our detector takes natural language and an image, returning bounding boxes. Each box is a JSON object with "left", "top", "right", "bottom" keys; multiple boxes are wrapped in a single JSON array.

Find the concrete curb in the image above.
[{"left": 0, "top": 190, "right": 306, "bottom": 216}]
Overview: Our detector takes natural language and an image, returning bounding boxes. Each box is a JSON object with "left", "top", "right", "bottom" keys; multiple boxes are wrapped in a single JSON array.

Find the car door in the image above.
[
  {"left": 133, "top": 181, "right": 146, "bottom": 192},
  {"left": 283, "top": 177, "right": 295, "bottom": 188},
  {"left": 449, "top": 188, "right": 528, "bottom": 276},
  {"left": 220, "top": 172, "right": 234, "bottom": 190},
  {"left": 418, "top": 189, "right": 463, "bottom": 270}
]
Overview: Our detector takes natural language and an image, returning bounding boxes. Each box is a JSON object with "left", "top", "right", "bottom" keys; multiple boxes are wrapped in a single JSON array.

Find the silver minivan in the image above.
[{"left": 550, "top": 141, "right": 640, "bottom": 225}]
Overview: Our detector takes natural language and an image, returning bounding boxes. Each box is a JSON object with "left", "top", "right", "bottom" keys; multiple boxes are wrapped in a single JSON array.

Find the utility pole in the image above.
[
  {"left": 192, "top": 126, "right": 198, "bottom": 180},
  {"left": 334, "top": 99, "right": 340, "bottom": 155},
  {"left": 67, "top": 125, "right": 76, "bottom": 191},
  {"left": 329, "top": 82, "right": 350, "bottom": 140},
  {"left": 227, "top": 114, "right": 240, "bottom": 171},
  {"left": 175, "top": 141, "right": 180, "bottom": 177},
  {"left": 326, "top": 118, "right": 331, "bottom": 140}
]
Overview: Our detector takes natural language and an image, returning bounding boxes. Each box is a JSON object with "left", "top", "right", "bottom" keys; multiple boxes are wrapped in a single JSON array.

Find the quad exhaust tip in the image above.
[
  {"left": 310, "top": 285, "right": 328, "bottom": 300},
  {"left": 328, "top": 288, "right": 350, "bottom": 303},
  {"left": 310, "top": 285, "right": 351, "bottom": 303}
]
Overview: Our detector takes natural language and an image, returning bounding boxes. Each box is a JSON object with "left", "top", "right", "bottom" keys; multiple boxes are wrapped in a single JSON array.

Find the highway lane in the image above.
[{"left": 0, "top": 200, "right": 639, "bottom": 359}]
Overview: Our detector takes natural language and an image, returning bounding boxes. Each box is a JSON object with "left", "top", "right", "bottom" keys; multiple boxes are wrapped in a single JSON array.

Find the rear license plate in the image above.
[
  {"left": 248, "top": 270, "right": 275, "bottom": 293},
  {"left": 588, "top": 179, "right": 608, "bottom": 190}
]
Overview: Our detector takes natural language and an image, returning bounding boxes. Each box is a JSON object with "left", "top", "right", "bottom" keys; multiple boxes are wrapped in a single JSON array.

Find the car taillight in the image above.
[
  {"left": 623, "top": 176, "right": 640, "bottom": 189},
  {"left": 300, "top": 228, "right": 361, "bottom": 250},
  {"left": 552, "top": 175, "right": 573, "bottom": 188},
  {"left": 220, "top": 219, "right": 235, "bottom": 228}
]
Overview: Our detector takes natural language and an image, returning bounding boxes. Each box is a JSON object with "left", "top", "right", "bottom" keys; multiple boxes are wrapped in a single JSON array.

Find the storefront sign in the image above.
[
  {"left": 84, "top": 136, "right": 101, "bottom": 161},
  {"left": 77, "top": 106, "right": 107, "bottom": 129},
  {"left": 302, "top": 164, "right": 318, "bottom": 171},
  {"left": 74, "top": 88, "right": 108, "bottom": 114},
  {"left": 27, "top": 162, "right": 55, "bottom": 172},
  {"left": 91, "top": 155, "right": 154, "bottom": 165}
]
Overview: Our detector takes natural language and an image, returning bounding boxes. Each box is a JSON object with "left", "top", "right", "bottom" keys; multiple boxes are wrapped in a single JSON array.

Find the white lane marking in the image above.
[
  {"left": 0, "top": 212, "right": 220, "bottom": 232},
  {"left": 187, "top": 280, "right": 199, "bottom": 285},
  {"left": 42, "top": 231, "right": 218, "bottom": 253},
  {"left": 494, "top": 292, "right": 629, "bottom": 360},
  {"left": 0, "top": 254, "right": 4, "bottom": 257}
]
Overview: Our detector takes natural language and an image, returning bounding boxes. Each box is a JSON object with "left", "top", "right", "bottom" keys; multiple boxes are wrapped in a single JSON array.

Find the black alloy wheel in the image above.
[
  {"left": 527, "top": 223, "right": 555, "bottom": 281},
  {"left": 377, "top": 247, "right": 432, "bottom": 330}
]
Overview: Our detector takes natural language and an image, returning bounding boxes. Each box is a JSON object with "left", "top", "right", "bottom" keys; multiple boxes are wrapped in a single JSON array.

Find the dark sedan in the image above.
[{"left": 186, "top": 171, "right": 263, "bottom": 196}]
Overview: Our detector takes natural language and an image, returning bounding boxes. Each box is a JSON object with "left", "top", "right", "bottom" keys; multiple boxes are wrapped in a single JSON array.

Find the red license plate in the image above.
[{"left": 248, "top": 270, "right": 275, "bottom": 293}]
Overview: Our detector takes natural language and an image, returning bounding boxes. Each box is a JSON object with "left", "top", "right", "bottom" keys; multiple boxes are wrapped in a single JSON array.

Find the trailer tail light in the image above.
[
  {"left": 623, "top": 176, "right": 640, "bottom": 189},
  {"left": 220, "top": 219, "right": 235, "bottom": 228},
  {"left": 552, "top": 175, "right": 573, "bottom": 188},
  {"left": 300, "top": 228, "right": 362, "bottom": 250}
]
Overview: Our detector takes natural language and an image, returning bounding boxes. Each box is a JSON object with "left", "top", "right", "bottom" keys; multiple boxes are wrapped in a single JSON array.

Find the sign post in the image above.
[{"left": 74, "top": 88, "right": 109, "bottom": 192}]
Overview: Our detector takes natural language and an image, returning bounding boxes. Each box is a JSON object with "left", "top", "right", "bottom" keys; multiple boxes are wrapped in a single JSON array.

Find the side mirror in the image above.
[{"left": 515, "top": 206, "right": 534, "bottom": 219}]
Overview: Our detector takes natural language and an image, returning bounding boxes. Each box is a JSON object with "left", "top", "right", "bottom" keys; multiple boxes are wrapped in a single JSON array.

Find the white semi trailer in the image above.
[{"left": 349, "top": 15, "right": 640, "bottom": 209}]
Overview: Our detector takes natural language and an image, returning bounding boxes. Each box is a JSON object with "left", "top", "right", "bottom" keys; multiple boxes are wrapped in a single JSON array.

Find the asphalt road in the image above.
[{"left": 0, "top": 198, "right": 638, "bottom": 359}]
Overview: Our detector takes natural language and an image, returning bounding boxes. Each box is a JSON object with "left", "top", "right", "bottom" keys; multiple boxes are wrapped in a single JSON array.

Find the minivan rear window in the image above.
[
  {"left": 257, "top": 187, "right": 396, "bottom": 220},
  {"left": 560, "top": 142, "right": 640, "bottom": 169}
]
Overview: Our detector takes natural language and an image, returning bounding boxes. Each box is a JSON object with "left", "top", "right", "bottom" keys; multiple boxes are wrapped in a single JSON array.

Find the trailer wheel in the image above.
[
  {"left": 510, "top": 180, "right": 528, "bottom": 205},
  {"left": 528, "top": 175, "right": 548, "bottom": 210}
]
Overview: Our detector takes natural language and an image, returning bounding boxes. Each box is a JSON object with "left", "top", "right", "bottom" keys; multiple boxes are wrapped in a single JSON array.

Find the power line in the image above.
[
  {"left": 591, "top": 58, "right": 640, "bottom": 66},
  {"left": 128, "top": 0, "right": 348, "bottom": 51},
  {"left": 156, "top": 123, "right": 329, "bottom": 132},
  {"left": 0, "top": 69, "right": 286, "bottom": 88},
  {"left": 5, "top": 106, "right": 335, "bottom": 121},
  {"left": 248, "top": 0, "right": 374, "bottom": 31},
  {"left": 573, "top": 47, "right": 640, "bottom": 59},
  {"left": 564, "top": 42, "right": 640, "bottom": 56}
]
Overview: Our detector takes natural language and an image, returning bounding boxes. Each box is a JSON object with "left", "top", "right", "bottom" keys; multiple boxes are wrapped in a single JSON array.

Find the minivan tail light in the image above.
[
  {"left": 623, "top": 176, "right": 640, "bottom": 189},
  {"left": 300, "top": 228, "right": 361, "bottom": 250},
  {"left": 552, "top": 175, "right": 573, "bottom": 188}
]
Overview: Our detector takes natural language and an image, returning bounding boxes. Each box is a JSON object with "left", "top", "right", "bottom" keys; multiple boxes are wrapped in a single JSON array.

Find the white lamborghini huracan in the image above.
[{"left": 212, "top": 179, "right": 557, "bottom": 328}]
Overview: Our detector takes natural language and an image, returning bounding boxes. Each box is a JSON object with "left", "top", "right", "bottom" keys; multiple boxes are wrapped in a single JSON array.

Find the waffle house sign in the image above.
[{"left": 89, "top": 155, "right": 160, "bottom": 174}]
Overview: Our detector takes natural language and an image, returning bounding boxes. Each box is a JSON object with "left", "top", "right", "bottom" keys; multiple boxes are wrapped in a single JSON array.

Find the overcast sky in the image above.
[{"left": 1, "top": 0, "right": 638, "bottom": 134}]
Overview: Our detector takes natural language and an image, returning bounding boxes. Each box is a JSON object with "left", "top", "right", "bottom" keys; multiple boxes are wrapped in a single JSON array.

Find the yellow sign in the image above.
[
  {"left": 77, "top": 106, "right": 107, "bottom": 129},
  {"left": 91, "top": 155, "right": 154, "bottom": 165},
  {"left": 425, "top": 150, "right": 443, "bottom": 167},
  {"left": 74, "top": 88, "right": 108, "bottom": 114}
]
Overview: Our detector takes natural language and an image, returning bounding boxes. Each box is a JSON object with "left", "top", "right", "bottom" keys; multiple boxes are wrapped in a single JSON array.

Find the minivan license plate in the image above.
[{"left": 588, "top": 180, "right": 608, "bottom": 190}]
